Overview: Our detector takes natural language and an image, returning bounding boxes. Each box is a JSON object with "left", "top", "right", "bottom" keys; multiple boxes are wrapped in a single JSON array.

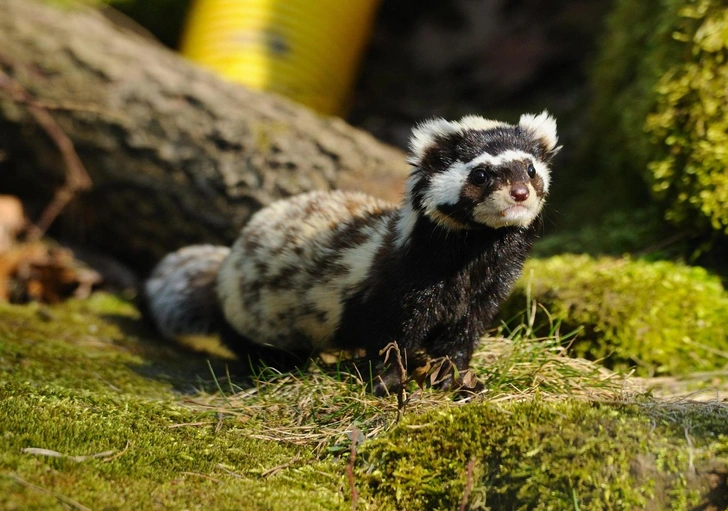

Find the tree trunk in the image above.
[{"left": 0, "top": 0, "right": 409, "bottom": 271}]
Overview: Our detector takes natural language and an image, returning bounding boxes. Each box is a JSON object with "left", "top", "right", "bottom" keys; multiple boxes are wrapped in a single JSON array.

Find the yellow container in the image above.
[{"left": 180, "top": 0, "right": 380, "bottom": 116}]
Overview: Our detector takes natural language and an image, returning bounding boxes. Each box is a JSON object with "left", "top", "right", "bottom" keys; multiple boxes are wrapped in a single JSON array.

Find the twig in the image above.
[
  {"left": 17, "top": 97, "right": 124, "bottom": 119},
  {"left": 0, "top": 61, "right": 92, "bottom": 240},
  {"left": 179, "top": 471, "right": 224, "bottom": 484},
  {"left": 22, "top": 446, "right": 115, "bottom": 462},
  {"left": 684, "top": 421, "right": 695, "bottom": 473},
  {"left": 167, "top": 421, "right": 216, "bottom": 429},
  {"left": 633, "top": 231, "right": 690, "bottom": 258},
  {"left": 215, "top": 411, "right": 225, "bottom": 434},
  {"left": 459, "top": 458, "right": 476, "bottom": 511},
  {"left": 346, "top": 426, "right": 361, "bottom": 511},
  {"left": 215, "top": 464, "right": 243, "bottom": 479},
  {"left": 102, "top": 439, "right": 131, "bottom": 463},
  {"left": 261, "top": 453, "right": 302, "bottom": 478},
  {"left": 7, "top": 473, "right": 92, "bottom": 511},
  {"left": 381, "top": 342, "right": 408, "bottom": 418}
]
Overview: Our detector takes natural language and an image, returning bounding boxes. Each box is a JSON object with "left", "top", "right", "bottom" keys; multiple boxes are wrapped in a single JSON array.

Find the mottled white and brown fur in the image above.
[
  {"left": 217, "top": 191, "right": 395, "bottom": 353},
  {"left": 145, "top": 111, "right": 560, "bottom": 394}
]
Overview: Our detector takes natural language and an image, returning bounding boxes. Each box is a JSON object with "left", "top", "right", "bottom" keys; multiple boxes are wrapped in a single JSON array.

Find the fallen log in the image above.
[{"left": 0, "top": 0, "right": 408, "bottom": 271}]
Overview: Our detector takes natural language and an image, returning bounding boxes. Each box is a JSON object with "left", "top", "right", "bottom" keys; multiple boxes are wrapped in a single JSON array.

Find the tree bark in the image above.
[{"left": 0, "top": 0, "right": 409, "bottom": 271}]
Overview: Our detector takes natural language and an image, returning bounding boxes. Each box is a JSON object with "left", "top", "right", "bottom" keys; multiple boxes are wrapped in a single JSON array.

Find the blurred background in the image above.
[
  {"left": 2, "top": 0, "right": 728, "bottom": 377},
  {"left": 103, "top": 0, "right": 727, "bottom": 268}
]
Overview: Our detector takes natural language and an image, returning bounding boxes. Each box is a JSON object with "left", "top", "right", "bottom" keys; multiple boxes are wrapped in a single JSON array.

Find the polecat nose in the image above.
[{"left": 510, "top": 185, "right": 530, "bottom": 202}]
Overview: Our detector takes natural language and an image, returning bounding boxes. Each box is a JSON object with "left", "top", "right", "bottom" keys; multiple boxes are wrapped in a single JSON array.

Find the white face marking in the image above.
[
  {"left": 410, "top": 146, "right": 551, "bottom": 230},
  {"left": 418, "top": 161, "right": 472, "bottom": 230},
  {"left": 424, "top": 161, "right": 469, "bottom": 207},
  {"left": 472, "top": 187, "right": 545, "bottom": 228},
  {"left": 468, "top": 149, "right": 551, "bottom": 193},
  {"left": 531, "top": 159, "right": 551, "bottom": 194},
  {"left": 418, "top": 149, "right": 550, "bottom": 221},
  {"left": 468, "top": 149, "right": 533, "bottom": 168},
  {"left": 394, "top": 201, "right": 418, "bottom": 249}
]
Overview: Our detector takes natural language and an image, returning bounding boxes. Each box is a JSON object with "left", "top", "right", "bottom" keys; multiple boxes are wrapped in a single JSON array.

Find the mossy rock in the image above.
[
  {"left": 590, "top": 0, "right": 728, "bottom": 236},
  {"left": 502, "top": 255, "right": 728, "bottom": 376},
  {"left": 359, "top": 400, "right": 728, "bottom": 510},
  {"left": 3, "top": 293, "right": 728, "bottom": 509}
]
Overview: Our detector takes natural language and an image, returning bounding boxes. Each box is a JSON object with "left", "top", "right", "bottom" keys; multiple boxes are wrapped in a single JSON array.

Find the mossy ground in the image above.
[
  {"left": 2, "top": 293, "right": 728, "bottom": 510},
  {"left": 0, "top": 295, "right": 349, "bottom": 511},
  {"left": 359, "top": 400, "right": 728, "bottom": 510},
  {"left": 502, "top": 255, "right": 728, "bottom": 377}
]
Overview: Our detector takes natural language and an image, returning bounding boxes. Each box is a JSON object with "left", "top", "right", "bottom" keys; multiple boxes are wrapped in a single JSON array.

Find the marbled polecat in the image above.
[{"left": 144, "top": 112, "right": 560, "bottom": 394}]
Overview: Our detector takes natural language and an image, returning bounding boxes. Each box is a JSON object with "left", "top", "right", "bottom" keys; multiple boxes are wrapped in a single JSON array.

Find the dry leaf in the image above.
[
  {"left": 0, "top": 195, "right": 25, "bottom": 253},
  {"left": 0, "top": 241, "right": 102, "bottom": 303}
]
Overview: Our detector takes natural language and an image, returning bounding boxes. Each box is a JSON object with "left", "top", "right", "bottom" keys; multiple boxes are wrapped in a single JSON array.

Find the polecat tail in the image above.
[{"left": 143, "top": 245, "right": 230, "bottom": 339}]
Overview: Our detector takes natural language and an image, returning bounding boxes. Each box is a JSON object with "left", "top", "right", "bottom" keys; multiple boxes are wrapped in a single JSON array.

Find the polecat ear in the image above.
[
  {"left": 519, "top": 111, "right": 560, "bottom": 157},
  {"left": 407, "top": 118, "right": 460, "bottom": 166}
]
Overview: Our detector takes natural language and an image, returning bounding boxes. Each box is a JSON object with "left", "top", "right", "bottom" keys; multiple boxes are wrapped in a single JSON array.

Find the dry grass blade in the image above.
[
  {"left": 459, "top": 458, "right": 476, "bottom": 511},
  {"left": 7, "top": 474, "right": 92, "bottom": 511},
  {"left": 215, "top": 464, "right": 243, "bottom": 479},
  {"left": 472, "top": 333, "right": 630, "bottom": 402},
  {"left": 638, "top": 371, "right": 728, "bottom": 402},
  {"left": 178, "top": 472, "right": 224, "bottom": 484},
  {"left": 261, "top": 453, "right": 302, "bottom": 478},
  {"left": 22, "top": 447, "right": 116, "bottom": 462},
  {"left": 180, "top": 315, "right": 633, "bottom": 456}
]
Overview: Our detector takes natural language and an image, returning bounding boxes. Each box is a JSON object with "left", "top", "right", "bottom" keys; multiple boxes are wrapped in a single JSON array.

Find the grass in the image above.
[
  {"left": 184, "top": 300, "right": 628, "bottom": 458},
  {"left": 1, "top": 293, "right": 727, "bottom": 509}
]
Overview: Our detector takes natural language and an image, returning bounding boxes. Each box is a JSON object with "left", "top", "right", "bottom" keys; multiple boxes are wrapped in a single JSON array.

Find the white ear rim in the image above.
[
  {"left": 408, "top": 116, "right": 508, "bottom": 166},
  {"left": 409, "top": 112, "right": 558, "bottom": 166},
  {"left": 408, "top": 118, "right": 459, "bottom": 165},
  {"left": 456, "top": 115, "right": 508, "bottom": 132},
  {"left": 519, "top": 110, "right": 558, "bottom": 152}
]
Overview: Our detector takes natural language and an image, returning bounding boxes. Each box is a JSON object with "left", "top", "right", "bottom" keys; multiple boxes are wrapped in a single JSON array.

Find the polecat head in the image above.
[{"left": 405, "top": 111, "right": 560, "bottom": 230}]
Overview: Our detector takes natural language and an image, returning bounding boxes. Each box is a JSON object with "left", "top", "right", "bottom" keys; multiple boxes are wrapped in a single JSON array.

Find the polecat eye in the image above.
[
  {"left": 527, "top": 164, "right": 536, "bottom": 179},
  {"left": 470, "top": 169, "right": 488, "bottom": 186}
]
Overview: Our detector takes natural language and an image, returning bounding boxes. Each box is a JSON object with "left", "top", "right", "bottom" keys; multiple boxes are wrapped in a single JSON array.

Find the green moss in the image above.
[
  {"left": 502, "top": 255, "right": 728, "bottom": 376},
  {"left": 0, "top": 294, "right": 217, "bottom": 396},
  {"left": 590, "top": 0, "right": 728, "bottom": 237},
  {"left": 0, "top": 296, "right": 349, "bottom": 511},
  {"left": 0, "top": 381, "right": 347, "bottom": 511},
  {"left": 645, "top": 1, "right": 728, "bottom": 234},
  {"left": 359, "top": 400, "right": 728, "bottom": 510},
  {"left": 2, "top": 292, "right": 727, "bottom": 509}
]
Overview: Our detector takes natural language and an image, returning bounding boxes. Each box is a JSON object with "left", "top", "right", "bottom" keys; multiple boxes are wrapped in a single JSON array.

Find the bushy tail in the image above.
[{"left": 143, "top": 245, "right": 230, "bottom": 339}]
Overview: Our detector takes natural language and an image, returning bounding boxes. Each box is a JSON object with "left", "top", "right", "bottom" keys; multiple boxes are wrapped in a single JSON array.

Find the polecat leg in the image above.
[
  {"left": 369, "top": 363, "right": 405, "bottom": 397},
  {"left": 424, "top": 330, "right": 484, "bottom": 393},
  {"left": 353, "top": 352, "right": 407, "bottom": 397}
]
